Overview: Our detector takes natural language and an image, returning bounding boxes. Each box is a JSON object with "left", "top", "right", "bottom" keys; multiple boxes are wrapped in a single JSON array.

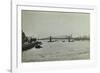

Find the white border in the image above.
[{"left": 12, "top": 4, "right": 97, "bottom": 73}]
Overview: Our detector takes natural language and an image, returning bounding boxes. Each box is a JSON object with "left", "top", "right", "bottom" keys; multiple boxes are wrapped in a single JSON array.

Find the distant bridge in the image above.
[{"left": 38, "top": 35, "right": 74, "bottom": 42}]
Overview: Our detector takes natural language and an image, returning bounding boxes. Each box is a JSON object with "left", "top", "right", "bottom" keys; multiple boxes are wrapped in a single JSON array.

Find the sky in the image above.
[{"left": 22, "top": 10, "right": 90, "bottom": 38}]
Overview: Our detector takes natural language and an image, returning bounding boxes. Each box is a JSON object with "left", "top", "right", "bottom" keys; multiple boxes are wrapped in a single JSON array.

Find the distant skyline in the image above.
[{"left": 22, "top": 10, "right": 90, "bottom": 38}]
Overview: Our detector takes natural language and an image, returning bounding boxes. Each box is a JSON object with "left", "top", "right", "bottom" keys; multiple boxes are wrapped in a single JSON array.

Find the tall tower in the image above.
[{"left": 49, "top": 36, "right": 52, "bottom": 42}]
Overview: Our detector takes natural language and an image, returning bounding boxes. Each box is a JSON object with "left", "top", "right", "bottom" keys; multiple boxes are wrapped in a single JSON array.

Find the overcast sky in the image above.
[{"left": 22, "top": 10, "right": 90, "bottom": 38}]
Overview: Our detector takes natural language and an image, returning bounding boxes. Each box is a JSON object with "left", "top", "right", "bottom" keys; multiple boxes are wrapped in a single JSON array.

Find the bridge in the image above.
[{"left": 38, "top": 35, "right": 74, "bottom": 42}]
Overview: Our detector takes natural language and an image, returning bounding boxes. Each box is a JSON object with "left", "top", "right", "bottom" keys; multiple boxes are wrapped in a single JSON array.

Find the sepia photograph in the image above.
[{"left": 22, "top": 10, "right": 90, "bottom": 62}]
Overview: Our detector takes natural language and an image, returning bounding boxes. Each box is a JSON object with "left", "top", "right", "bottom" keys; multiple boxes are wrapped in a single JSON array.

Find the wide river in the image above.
[{"left": 22, "top": 41, "right": 90, "bottom": 62}]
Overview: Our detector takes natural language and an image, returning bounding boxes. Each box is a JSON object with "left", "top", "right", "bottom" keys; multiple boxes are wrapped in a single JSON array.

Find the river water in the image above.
[{"left": 22, "top": 41, "right": 90, "bottom": 62}]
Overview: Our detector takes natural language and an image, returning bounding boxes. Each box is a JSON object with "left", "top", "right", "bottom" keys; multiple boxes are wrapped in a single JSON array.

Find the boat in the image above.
[{"left": 22, "top": 41, "right": 42, "bottom": 51}]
